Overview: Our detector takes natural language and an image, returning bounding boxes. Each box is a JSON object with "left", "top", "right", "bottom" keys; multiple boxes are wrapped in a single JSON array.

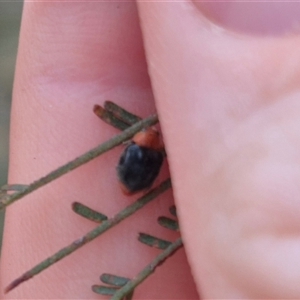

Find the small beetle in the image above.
[{"left": 117, "top": 128, "right": 164, "bottom": 195}]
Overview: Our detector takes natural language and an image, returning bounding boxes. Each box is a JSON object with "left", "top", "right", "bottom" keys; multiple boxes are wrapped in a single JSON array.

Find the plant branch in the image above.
[
  {"left": 0, "top": 114, "right": 158, "bottom": 211},
  {"left": 5, "top": 178, "right": 171, "bottom": 293},
  {"left": 110, "top": 237, "right": 183, "bottom": 300}
]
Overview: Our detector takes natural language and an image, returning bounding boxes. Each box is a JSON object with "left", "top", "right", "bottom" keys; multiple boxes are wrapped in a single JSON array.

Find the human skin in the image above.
[{"left": 2, "top": 1, "right": 300, "bottom": 299}]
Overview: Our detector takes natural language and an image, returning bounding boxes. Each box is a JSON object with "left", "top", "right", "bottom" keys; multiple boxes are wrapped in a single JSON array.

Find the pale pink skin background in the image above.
[{"left": 2, "top": 1, "right": 300, "bottom": 299}]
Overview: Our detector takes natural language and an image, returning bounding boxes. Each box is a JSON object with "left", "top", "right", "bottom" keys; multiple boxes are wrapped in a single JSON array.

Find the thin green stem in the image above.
[
  {"left": 100, "top": 274, "right": 130, "bottom": 287},
  {"left": 72, "top": 202, "right": 108, "bottom": 223},
  {"left": 157, "top": 216, "right": 179, "bottom": 231},
  {"left": 138, "top": 233, "right": 172, "bottom": 250},
  {"left": 93, "top": 104, "right": 130, "bottom": 131},
  {"left": 0, "top": 114, "right": 158, "bottom": 211},
  {"left": 104, "top": 101, "right": 141, "bottom": 125},
  {"left": 92, "top": 285, "right": 119, "bottom": 295},
  {"left": 110, "top": 237, "right": 183, "bottom": 300},
  {"left": 5, "top": 179, "right": 171, "bottom": 294},
  {"left": 0, "top": 184, "right": 28, "bottom": 192}
]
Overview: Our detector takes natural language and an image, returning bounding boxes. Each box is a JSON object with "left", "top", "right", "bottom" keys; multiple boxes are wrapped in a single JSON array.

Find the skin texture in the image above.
[{"left": 2, "top": 1, "right": 300, "bottom": 299}]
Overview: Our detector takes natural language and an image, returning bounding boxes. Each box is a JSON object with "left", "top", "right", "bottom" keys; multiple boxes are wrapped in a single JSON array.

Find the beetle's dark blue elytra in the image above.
[{"left": 117, "top": 128, "right": 164, "bottom": 195}]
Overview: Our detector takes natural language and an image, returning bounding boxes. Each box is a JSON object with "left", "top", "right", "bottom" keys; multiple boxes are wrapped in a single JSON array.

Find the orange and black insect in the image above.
[{"left": 117, "top": 128, "right": 164, "bottom": 195}]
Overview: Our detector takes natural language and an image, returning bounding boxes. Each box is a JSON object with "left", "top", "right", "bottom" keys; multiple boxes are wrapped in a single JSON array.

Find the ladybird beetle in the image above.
[{"left": 117, "top": 128, "right": 164, "bottom": 195}]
